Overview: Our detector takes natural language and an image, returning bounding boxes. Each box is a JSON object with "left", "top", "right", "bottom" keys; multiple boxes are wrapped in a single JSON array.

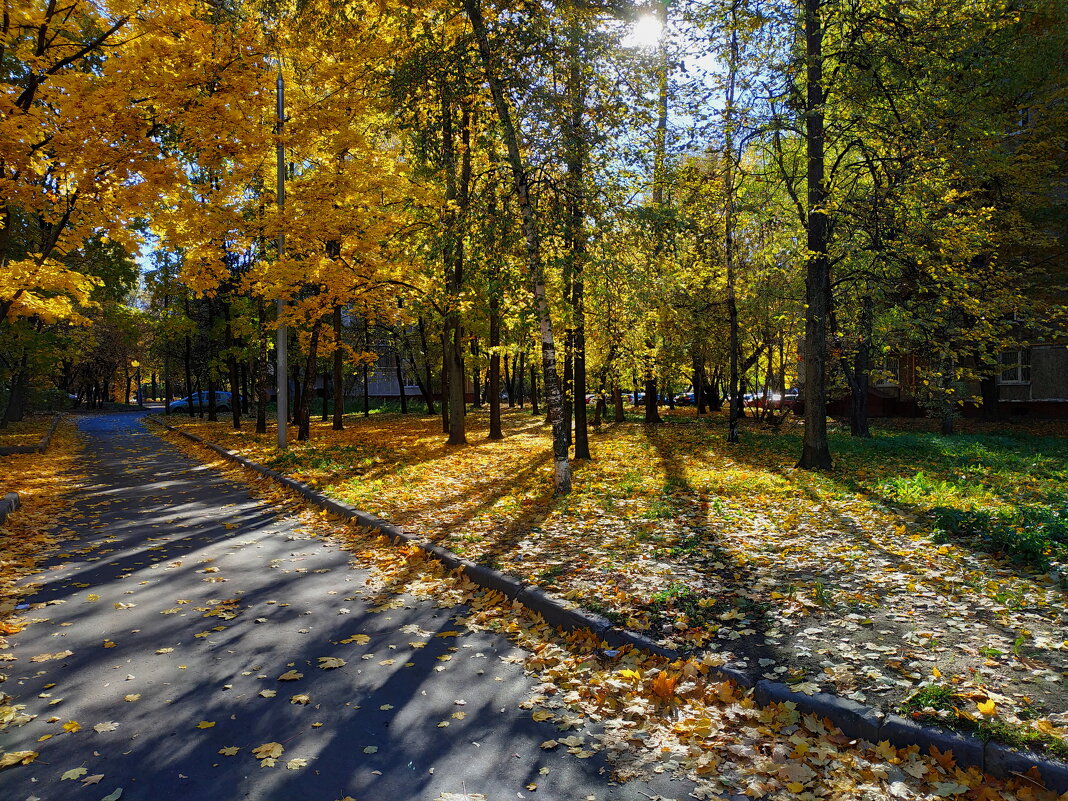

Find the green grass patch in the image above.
[{"left": 901, "top": 685, "right": 1068, "bottom": 761}]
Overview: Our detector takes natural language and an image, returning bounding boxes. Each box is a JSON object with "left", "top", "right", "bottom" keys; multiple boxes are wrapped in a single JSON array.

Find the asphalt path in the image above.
[{"left": 0, "top": 413, "right": 692, "bottom": 801}]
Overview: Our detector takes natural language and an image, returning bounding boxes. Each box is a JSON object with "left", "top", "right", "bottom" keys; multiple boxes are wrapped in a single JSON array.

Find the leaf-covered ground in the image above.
[
  {"left": 151, "top": 417, "right": 1068, "bottom": 801},
  {"left": 0, "top": 418, "right": 86, "bottom": 613},
  {"left": 0, "top": 413, "right": 56, "bottom": 450},
  {"left": 162, "top": 408, "right": 1068, "bottom": 756}
]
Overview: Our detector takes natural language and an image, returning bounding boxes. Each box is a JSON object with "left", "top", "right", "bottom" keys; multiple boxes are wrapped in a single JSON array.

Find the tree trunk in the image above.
[
  {"left": 256, "top": 299, "right": 268, "bottom": 434},
  {"left": 612, "top": 385, "right": 624, "bottom": 422},
  {"left": 529, "top": 361, "right": 539, "bottom": 416},
  {"left": 470, "top": 338, "right": 481, "bottom": 408},
  {"left": 644, "top": 367, "right": 661, "bottom": 424},
  {"left": 184, "top": 330, "right": 194, "bottom": 418},
  {"left": 224, "top": 303, "right": 241, "bottom": 430},
  {"left": 565, "top": 9, "right": 590, "bottom": 458},
  {"left": 322, "top": 368, "right": 330, "bottom": 422},
  {"left": 845, "top": 297, "right": 872, "bottom": 438},
  {"left": 3, "top": 352, "right": 28, "bottom": 424},
  {"left": 797, "top": 0, "right": 833, "bottom": 470},
  {"left": 395, "top": 345, "right": 408, "bottom": 414},
  {"left": 441, "top": 88, "right": 468, "bottom": 446},
  {"left": 488, "top": 291, "right": 503, "bottom": 441},
  {"left": 362, "top": 319, "right": 370, "bottom": 418},
  {"left": 694, "top": 354, "right": 706, "bottom": 414},
  {"left": 465, "top": 0, "right": 569, "bottom": 493},
  {"left": 333, "top": 306, "right": 345, "bottom": 429},
  {"left": 563, "top": 332, "right": 574, "bottom": 447},
  {"left": 440, "top": 331, "right": 450, "bottom": 433},
  {"left": 297, "top": 320, "right": 321, "bottom": 441},
  {"left": 415, "top": 315, "right": 436, "bottom": 415},
  {"left": 724, "top": 1, "right": 742, "bottom": 444},
  {"left": 164, "top": 358, "right": 173, "bottom": 415},
  {"left": 517, "top": 351, "right": 526, "bottom": 409},
  {"left": 503, "top": 353, "right": 514, "bottom": 407}
]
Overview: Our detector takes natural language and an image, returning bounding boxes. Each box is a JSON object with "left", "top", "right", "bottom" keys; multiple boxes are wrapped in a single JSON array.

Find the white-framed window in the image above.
[
  {"left": 999, "top": 348, "right": 1031, "bottom": 384},
  {"left": 873, "top": 355, "right": 900, "bottom": 387}
]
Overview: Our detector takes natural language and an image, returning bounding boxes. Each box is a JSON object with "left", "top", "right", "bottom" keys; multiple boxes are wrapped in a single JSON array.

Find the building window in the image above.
[
  {"left": 873, "top": 355, "right": 900, "bottom": 387},
  {"left": 999, "top": 349, "right": 1031, "bottom": 384}
]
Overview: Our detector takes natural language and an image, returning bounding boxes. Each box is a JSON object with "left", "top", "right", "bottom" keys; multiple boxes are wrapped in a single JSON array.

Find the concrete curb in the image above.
[
  {"left": 0, "top": 491, "right": 20, "bottom": 525},
  {"left": 0, "top": 413, "right": 62, "bottom": 456},
  {"left": 144, "top": 415, "right": 1068, "bottom": 792}
]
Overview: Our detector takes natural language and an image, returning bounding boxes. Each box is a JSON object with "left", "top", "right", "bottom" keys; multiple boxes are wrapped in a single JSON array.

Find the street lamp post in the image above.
[{"left": 276, "top": 65, "right": 288, "bottom": 449}]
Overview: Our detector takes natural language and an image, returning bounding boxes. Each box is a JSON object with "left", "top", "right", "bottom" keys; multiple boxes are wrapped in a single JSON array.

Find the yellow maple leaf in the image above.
[
  {"left": 252, "top": 742, "right": 284, "bottom": 760},
  {"left": 62, "top": 720, "right": 81, "bottom": 733},
  {"left": 218, "top": 747, "right": 240, "bottom": 756},
  {"left": 196, "top": 721, "right": 215, "bottom": 729},
  {"left": 0, "top": 751, "right": 37, "bottom": 769},
  {"left": 977, "top": 699, "right": 996, "bottom": 716}
]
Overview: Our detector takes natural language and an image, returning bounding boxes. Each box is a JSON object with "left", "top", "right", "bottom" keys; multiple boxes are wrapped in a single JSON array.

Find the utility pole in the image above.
[{"left": 275, "top": 65, "right": 288, "bottom": 449}]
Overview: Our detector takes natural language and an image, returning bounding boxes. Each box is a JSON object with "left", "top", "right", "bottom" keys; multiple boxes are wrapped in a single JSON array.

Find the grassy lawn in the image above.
[{"left": 159, "top": 406, "right": 1068, "bottom": 755}]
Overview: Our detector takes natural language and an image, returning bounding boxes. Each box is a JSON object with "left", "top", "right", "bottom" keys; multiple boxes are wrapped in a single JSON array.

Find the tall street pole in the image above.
[{"left": 276, "top": 65, "right": 288, "bottom": 449}]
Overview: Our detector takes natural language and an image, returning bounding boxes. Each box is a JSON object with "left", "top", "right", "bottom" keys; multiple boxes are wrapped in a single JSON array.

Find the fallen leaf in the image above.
[
  {"left": 81, "top": 774, "right": 104, "bottom": 785},
  {"left": 196, "top": 721, "right": 215, "bottom": 729},
  {"left": 63, "top": 720, "right": 81, "bottom": 733},
  {"left": 61, "top": 767, "right": 88, "bottom": 780},
  {"left": 277, "top": 670, "right": 303, "bottom": 681},
  {"left": 218, "top": 747, "right": 240, "bottom": 756},
  {"left": 93, "top": 722, "right": 120, "bottom": 733},
  {"left": 29, "top": 650, "right": 73, "bottom": 663},
  {"left": 318, "top": 657, "right": 346, "bottom": 669},
  {"left": 252, "top": 742, "right": 284, "bottom": 760},
  {"left": 0, "top": 751, "right": 37, "bottom": 769}
]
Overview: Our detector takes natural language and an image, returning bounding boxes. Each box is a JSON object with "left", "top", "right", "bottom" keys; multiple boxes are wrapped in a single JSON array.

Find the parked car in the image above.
[
  {"left": 168, "top": 391, "right": 236, "bottom": 413},
  {"left": 674, "top": 391, "right": 695, "bottom": 405},
  {"left": 748, "top": 389, "right": 800, "bottom": 410}
]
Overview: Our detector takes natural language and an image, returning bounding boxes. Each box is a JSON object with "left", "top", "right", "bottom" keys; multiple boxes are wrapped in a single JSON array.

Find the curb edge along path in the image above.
[
  {"left": 145, "top": 415, "right": 1068, "bottom": 794},
  {"left": 0, "top": 412, "right": 63, "bottom": 456}
]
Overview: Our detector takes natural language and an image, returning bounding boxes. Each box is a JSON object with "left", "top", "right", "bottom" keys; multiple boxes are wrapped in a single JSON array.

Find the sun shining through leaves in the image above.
[{"left": 622, "top": 13, "right": 664, "bottom": 49}]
